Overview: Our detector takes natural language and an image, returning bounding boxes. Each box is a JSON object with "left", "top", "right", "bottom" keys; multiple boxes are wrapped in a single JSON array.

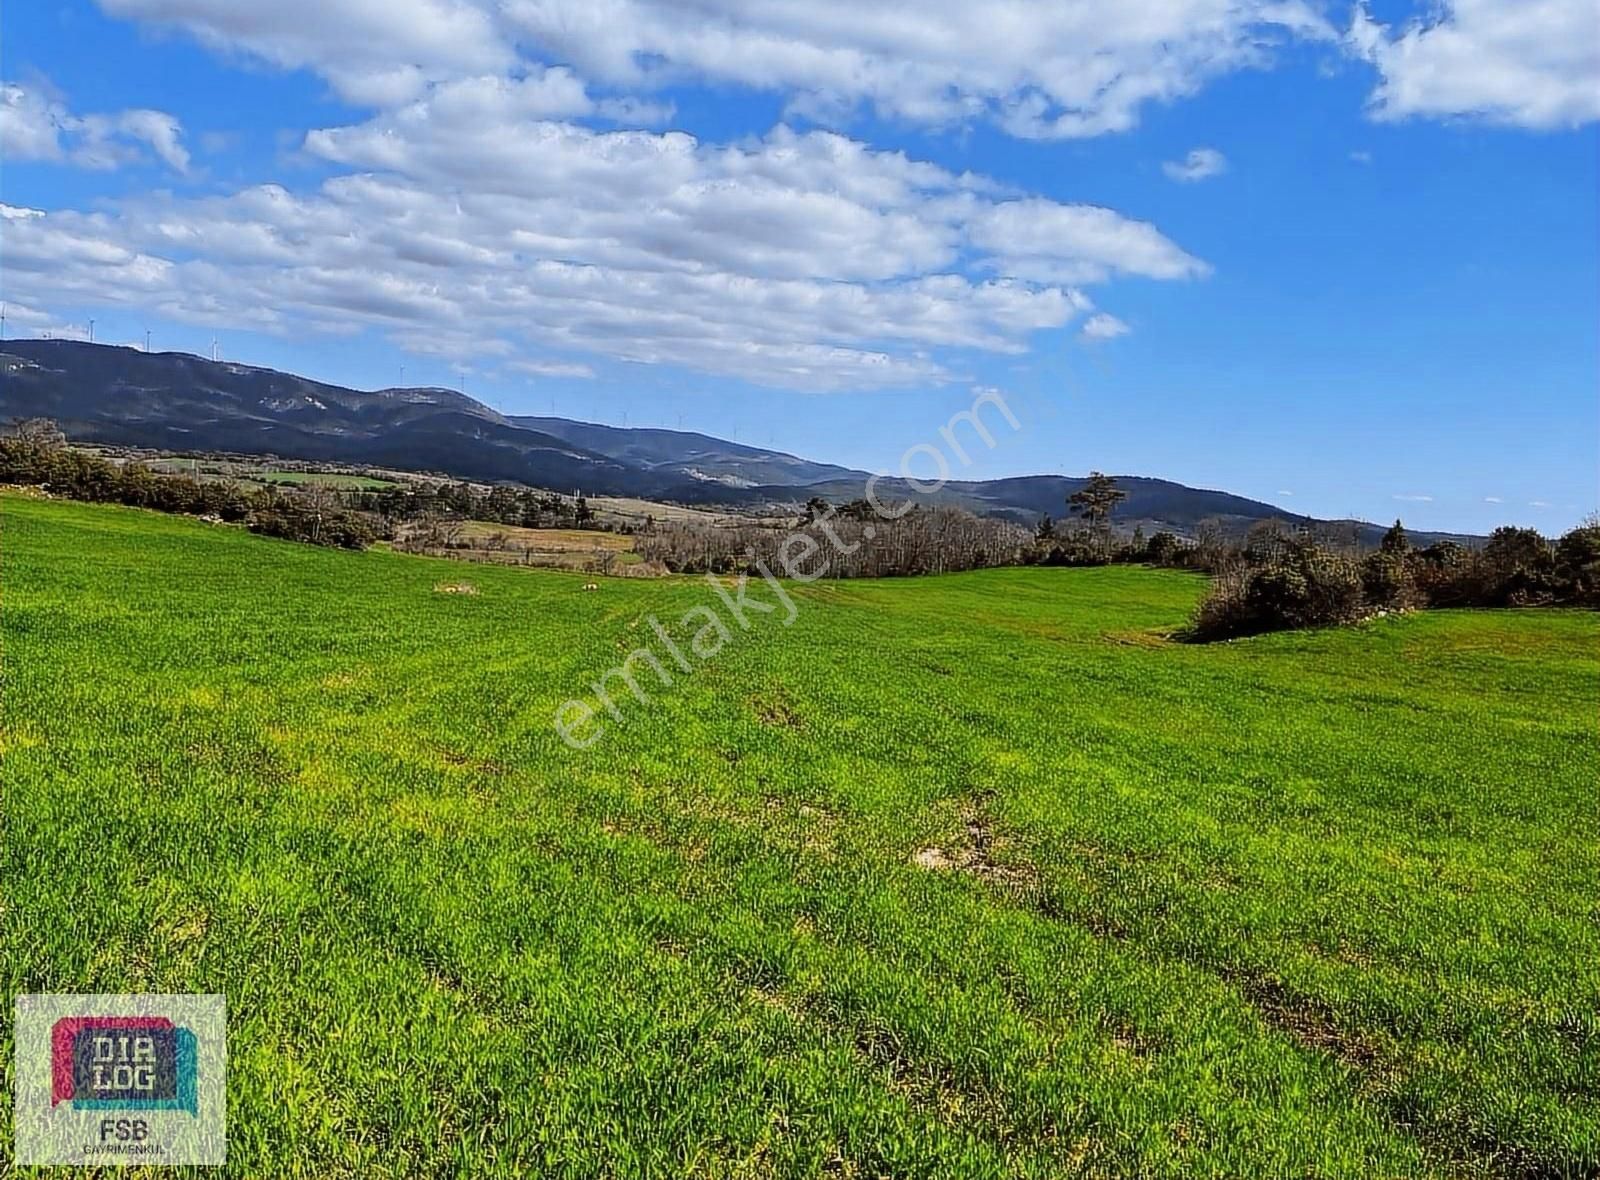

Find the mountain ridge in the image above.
[{"left": 0, "top": 340, "right": 1475, "bottom": 544}]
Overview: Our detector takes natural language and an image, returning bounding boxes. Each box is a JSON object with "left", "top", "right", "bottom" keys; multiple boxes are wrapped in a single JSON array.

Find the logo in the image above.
[
  {"left": 14, "top": 995, "right": 226, "bottom": 1166},
  {"left": 52, "top": 1016, "right": 199, "bottom": 1114}
]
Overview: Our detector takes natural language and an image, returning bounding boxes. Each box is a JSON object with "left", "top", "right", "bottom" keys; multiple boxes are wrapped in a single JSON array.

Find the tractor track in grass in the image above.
[{"left": 912, "top": 789, "right": 1588, "bottom": 1180}]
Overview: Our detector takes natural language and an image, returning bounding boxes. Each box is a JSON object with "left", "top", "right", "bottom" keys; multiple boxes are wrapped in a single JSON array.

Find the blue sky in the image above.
[{"left": 2, "top": 0, "right": 1595, "bottom": 532}]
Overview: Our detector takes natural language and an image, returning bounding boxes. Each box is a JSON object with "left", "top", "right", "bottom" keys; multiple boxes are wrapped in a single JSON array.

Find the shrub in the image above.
[
  {"left": 1554, "top": 523, "right": 1600, "bottom": 606},
  {"left": 1190, "top": 539, "right": 1365, "bottom": 640},
  {"left": 1360, "top": 550, "right": 1418, "bottom": 611},
  {"left": 1480, "top": 526, "right": 1556, "bottom": 605},
  {"left": 1408, "top": 541, "right": 1472, "bottom": 606},
  {"left": 1144, "top": 531, "right": 1186, "bottom": 566},
  {"left": 1379, "top": 519, "right": 1409, "bottom": 555}
]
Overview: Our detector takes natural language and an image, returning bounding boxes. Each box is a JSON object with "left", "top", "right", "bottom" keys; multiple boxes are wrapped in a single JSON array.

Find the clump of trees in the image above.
[
  {"left": 0, "top": 421, "right": 377, "bottom": 548},
  {"left": 1187, "top": 517, "right": 1600, "bottom": 640},
  {"left": 636, "top": 503, "right": 1028, "bottom": 578},
  {"left": 1024, "top": 470, "right": 1598, "bottom": 639},
  {"left": 0, "top": 420, "right": 629, "bottom": 553},
  {"left": 348, "top": 482, "right": 611, "bottom": 532}
]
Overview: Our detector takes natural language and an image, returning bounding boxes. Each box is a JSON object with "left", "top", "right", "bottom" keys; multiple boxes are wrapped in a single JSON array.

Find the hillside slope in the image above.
[{"left": 0, "top": 340, "right": 1470, "bottom": 542}]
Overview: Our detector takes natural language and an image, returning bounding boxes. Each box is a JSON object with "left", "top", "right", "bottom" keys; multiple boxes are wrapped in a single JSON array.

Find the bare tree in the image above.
[{"left": 7, "top": 417, "right": 66, "bottom": 449}]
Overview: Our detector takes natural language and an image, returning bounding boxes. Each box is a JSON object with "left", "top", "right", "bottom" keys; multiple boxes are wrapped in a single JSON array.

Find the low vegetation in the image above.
[
  {"left": 1186, "top": 519, "right": 1600, "bottom": 640},
  {"left": 7, "top": 420, "right": 1596, "bottom": 641},
  {"left": 3, "top": 493, "right": 1596, "bottom": 1176},
  {"left": 1026, "top": 475, "right": 1599, "bottom": 640},
  {"left": 0, "top": 422, "right": 382, "bottom": 549},
  {"left": 637, "top": 497, "right": 1029, "bottom": 577}
]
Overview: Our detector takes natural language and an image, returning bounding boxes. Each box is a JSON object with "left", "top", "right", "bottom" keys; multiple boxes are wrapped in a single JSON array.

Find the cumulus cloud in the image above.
[
  {"left": 0, "top": 298, "right": 92, "bottom": 341},
  {"left": 511, "top": 0, "right": 1342, "bottom": 138},
  {"left": 1162, "top": 147, "right": 1227, "bottom": 182},
  {"left": 968, "top": 199, "right": 1209, "bottom": 285},
  {"left": 1080, "top": 312, "right": 1131, "bottom": 340},
  {"left": 1, "top": 81, "right": 189, "bottom": 172},
  {"left": 89, "top": 0, "right": 1600, "bottom": 137},
  {"left": 0, "top": 111, "right": 1205, "bottom": 389},
  {"left": 100, "top": 0, "right": 1336, "bottom": 135},
  {"left": 97, "top": 0, "right": 511, "bottom": 106},
  {"left": 509, "top": 360, "right": 597, "bottom": 379},
  {"left": 1348, "top": 0, "right": 1600, "bottom": 128}
]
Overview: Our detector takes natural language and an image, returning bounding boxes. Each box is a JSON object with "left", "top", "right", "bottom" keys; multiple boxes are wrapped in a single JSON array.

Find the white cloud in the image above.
[
  {"left": 100, "top": 0, "right": 1336, "bottom": 136},
  {"left": 509, "top": 360, "right": 597, "bottom": 379},
  {"left": 1529, "top": 499, "right": 1551, "bottom": 508},
  {"left": 508, "top": 0, "right": 1340, "bottom": 139},
  {"left": 0, "top": 81, "right": 189, "bottom": 172},
  {"left": 1080, "top": 312, "right": 1130, "bottom": 340},
  {"left": 1162, "top": 147, "right": 1227, "bottom": 182},
  {"left": 1483, "top": 495, "right": 1503, "bottom": 503},
  {"left": 1348, "top": 0, "right": 1600, "bottom": 129},
  {"left": 968, "top": 199, "right": 1209, "bottom": 284},
  {"left": 1277, "top": 489, "right": 1294, "bottom": 497},
  {"left": 1, "top": 113, "right": 1204, "bottom": 389},
  {"left": 1349, "top": 149, "right": 1372, "bottom": 163},
  {"left": 90, "top": 0, "right": 1600, "bottom": 138},
  {"left": 0, "top": 299, "right": 92, "bottom": 341},
  {"left": 97, "top": 0, "right": 511, "bottom": 106},
  {"left": 1393, "top": 493, "right": 1434, "bottom": 502}
]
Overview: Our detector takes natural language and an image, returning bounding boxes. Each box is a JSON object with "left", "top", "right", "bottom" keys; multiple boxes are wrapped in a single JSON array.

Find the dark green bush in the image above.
[
  {"left": 1554, "top": 524, "right": 1600, "bottom": 606},
  {"left": 0, "top": 431, "right": 380, "bottom": 550},
  {"left": 1361, "top": 550, "right": 1418, "bottom": 611},
  {"left": 1191, "top": 539, "right": 1365, "bottom": 639}
]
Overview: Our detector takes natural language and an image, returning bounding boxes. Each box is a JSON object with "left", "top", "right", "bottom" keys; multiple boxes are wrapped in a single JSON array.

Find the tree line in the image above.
[
  {"left": 635, "top": 501, "right": 1029, "bottom": 578},
  {"left": 1185, "top": 518, "right": 1600, "bottom": 639},
  {"left": 0, "top": 421, "right": 380, "bottom": 548},
  {"left": 5, "top": 422, "right": 1595, "bottom": 626},
  {"left": 0, "top": 420, "right": 618, "bottom": 550},
  {"left": 1022, "top": 469, "right": 1599, "bottom": 638}
]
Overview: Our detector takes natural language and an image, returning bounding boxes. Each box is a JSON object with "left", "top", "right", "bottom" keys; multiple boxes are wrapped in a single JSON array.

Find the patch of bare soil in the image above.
[
  {"left": 911, "top": 794, "right": 1036, "bottom": 888},
  {"left": 1222, "top": 969, "right": 1380, "bottom": 1069},
  {"left": 751, "top": 692, "right": 804, "bottom": 729}
]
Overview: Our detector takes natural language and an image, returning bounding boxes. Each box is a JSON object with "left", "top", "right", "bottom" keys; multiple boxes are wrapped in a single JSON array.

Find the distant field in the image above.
[
  {"left": 451, "top": 521, "right": 634, "bottom": 551},
  {"left": 589, "top": 494, "right": 766, "bottom": 527},
  {"left": 248, "top": 469, "right": 399, "bottom": 489},
  {"left": 2, "top": 494, "right": 1596, "bottom": 1177},
  {"left": 399, "top": 519, "right": 648, "bottom": 572},
  {"left": 138, "top": 458, "right": 401, "bottom": 489}
]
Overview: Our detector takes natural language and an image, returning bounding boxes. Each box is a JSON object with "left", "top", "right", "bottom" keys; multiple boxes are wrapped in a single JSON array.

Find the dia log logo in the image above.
[
  {"left": 13, "top": 994, "right": 226, "bottom": 1167},
  {"left": 52, "top": 1015, "right": 199, "bottom": 1114}
]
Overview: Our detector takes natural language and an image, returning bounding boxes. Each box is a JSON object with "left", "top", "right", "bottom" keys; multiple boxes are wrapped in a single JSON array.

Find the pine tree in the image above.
[{"left": 1067, "top": 472, "right": 1127, "bottom": 530}]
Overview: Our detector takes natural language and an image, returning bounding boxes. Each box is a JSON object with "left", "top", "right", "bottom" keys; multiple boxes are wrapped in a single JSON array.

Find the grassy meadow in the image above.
[{"left": 2, "top": 492, "right": 1596, "bottom": 1177}]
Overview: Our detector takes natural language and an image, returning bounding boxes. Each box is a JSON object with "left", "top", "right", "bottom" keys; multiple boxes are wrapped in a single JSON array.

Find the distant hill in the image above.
[
  {"left": 510, "top": 416, "right": 860, "bottom": 488},
  {"left": 0, "top": 340, "right": 1472, "bottom": 544},
  {"left": 718, "top": 473, "right": 1326, "bottom": 533},
  {"left": 0, "top": 340, "right": 636, "bottom": 492}
]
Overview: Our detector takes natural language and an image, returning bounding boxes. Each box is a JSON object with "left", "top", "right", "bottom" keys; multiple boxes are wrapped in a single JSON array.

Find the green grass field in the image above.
[{"left": 3, "top": 493, "right": 1596, "bottom": 1178}]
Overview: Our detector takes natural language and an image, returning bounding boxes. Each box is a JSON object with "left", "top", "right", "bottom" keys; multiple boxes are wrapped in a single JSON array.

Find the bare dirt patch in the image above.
[
  {"left": 1223, "top": 969, "right": 1381, "bottom": 1069},
  {"left": 751, "top": 692, "right": 804, "bottom": 729},
  {"left": 911, "top": 794, "right": 1036, "bottom": 888}
]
